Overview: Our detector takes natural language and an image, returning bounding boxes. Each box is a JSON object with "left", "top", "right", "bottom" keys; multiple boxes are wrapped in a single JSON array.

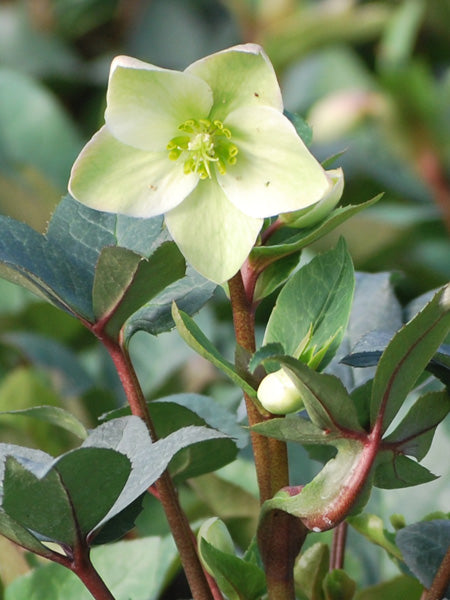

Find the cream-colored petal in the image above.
[
  {"left": 68, "top": 126, "right": 198, "bottom": 218},
  {"left": 165, "top": 178, "right": 262, "bottom": 283},
  {"left": 106, "top": 56, "right": 213, "bottom": 152},
  {"left": 218, "top": 106, "right": 331, "bottom": 218},
  {"left": 185, "top": 44, "right": 283, "bottom": 122}
]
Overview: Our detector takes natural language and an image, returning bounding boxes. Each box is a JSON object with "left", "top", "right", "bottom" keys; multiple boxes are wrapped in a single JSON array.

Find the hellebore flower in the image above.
[{"left": 69, "top": 44, "right": 332, "bottom": 283}]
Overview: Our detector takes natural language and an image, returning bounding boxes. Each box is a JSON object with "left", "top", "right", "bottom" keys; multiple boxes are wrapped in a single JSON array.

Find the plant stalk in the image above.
[
  {"left": 71, "top": 548, "right": 117, "bottom": 600},
  {"left": 330, "top": 522, "right": 348, "bottom": 570},
  {"left": 424, "top": 541, "right": 450, "bottom": 600},
  {"left": 100, "top": 334, "right": 216, "bottom": 600},
  {"left": 228, "top": 271, "right": 302, "bottom": 600}
]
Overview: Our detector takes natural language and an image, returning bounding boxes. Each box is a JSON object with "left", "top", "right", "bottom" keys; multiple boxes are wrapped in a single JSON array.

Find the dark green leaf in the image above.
[
  {"left": 370, "top": 285, "right": 450, "bottom": 432},
  {"left": 252, "top": 415, "right": 341, "bottom": 446},
  {"left": 373, "top": 452, "right": 437, "bottom": 489},
  {"left": 383, "top": 390, "right": 450, "bottom": 460},
  {"left": 396, "top": 520, "right": 450, "bottom": 597},
  {"left": 248, "top": 343, "right": 285, "bottom": 373},
  {"left": 172, "top": 304, "right": 257, "bottom": 397},
  {"left": 200, "top": 538, "right": 266, "bottom": 600},
  {"left": 253, "top": 252, "right": 300, "bottom": 303},
  {"left": 264, "top": 238, "right": 354, "bottom": 369},
  {"left": 0, "top": 509, "right": 55, "bottom": 558},
  {"left": 91, "top": 494, "right": 144, "bottom": 545},
  {"left": 122, "top": 266, "right": 216, "bottom": 339},
  {"left": 284, "top": 110, "right": 313, "bottom": 146},
  {"left": 273, "top": 356, "right": 363, "bottom": 433},
  {"left": 92, "top": 243, "right": 185, "bottom": 338}
]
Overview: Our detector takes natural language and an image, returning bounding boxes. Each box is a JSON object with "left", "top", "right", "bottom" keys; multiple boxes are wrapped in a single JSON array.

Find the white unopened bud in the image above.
[{"left": 257, "top": 369, "right": 303, "bottom": 414}]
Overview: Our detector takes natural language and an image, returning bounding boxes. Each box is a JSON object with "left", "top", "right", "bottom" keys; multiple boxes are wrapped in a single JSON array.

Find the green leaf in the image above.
[
  {"left": 122, "top": 266, "right": 216, "bottom": 339},
  {"left": 354, "top": 575, "right": 423, "bottom": 600},
  {"left": 0, "top": 509, "right": 54, "bottom": 558},
  {"left": 264, "top": 238, "right": 354, "bottom": 369},
  {"left": 284, "top": 110, "right": 313, "bottom": 146},
  {"left": 200, "top": 538, "right": 266, "bottom": 600},
  {"left": 373, "top": 452, "right": 437, "bottom": 489},
  {"left": 322, "top": 569, "right": 356, "bottom": 600},
  {"left": 83, "top": 416, "right": 232, "bottom": 530},
  {"left": 271, "top": 356, "right": 364, "bottom": 433},
  {"left": 251, "top": 195, "right": 382, "bottom": 262},
  {"left": 2, "top": 448, "right": 131, "bottom": 544},
  {"left": 370, "top": 285, "right": 450, "bottom": 432},
  {"left": 262, "top": 437, "right": 366, "bottom": 532},
  {"left": 252, "top": 415, "right": 341, "bottom": 446},
  {"left": 172, "top": 304, "right": 257, "bottom": 397},
  {"left": 253, "top": 252, "right": 300, "bottom": 303},
  {"left": 347, "top": 513, "right": 402, "bottom": 561},
  {"left": 0, "top": 406, "right": 88, "bottom": 440},
  {"left": 383, "top": 390, "right": 450, "bottom": 460},
  {"left": 4, "top": 535, "right": 179, "bottom": 600},
  {"left": 396, "top": 520, "right": 450, "bottom": 597},
  {"left": 92, "top": 243, "right": 185, "bottom": 338},
  {"left": 294, "top": 542, "right": 329, "bottom": 600}
]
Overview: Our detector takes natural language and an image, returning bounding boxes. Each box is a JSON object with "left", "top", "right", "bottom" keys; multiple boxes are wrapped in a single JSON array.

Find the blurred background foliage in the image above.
[{"left": 0, "top": 0, "right": 449, "bottom": 596}]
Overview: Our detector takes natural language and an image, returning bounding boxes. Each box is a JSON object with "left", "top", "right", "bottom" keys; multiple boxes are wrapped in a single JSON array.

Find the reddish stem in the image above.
[
  {"left": 90, "top": 327, "right": 216, "bottom": 600},
  {"left": 424, "top": 542, "right": 450, "bottom": 600},
  {"left": 330, "top": 522, "right": 348, "bottom": 570}
]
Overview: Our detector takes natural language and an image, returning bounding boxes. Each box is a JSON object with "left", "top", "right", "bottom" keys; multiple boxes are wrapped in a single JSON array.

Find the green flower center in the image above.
[{"left": 167, "top": 118, "right": 238, "bottom": 179}]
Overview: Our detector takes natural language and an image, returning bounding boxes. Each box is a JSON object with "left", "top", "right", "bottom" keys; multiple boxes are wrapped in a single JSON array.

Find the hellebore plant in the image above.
[
  {"left": 68, "top": 43, "right": 334, "bottom": 283},
  {"left": 0, "top": 41, "right": 449, "bottom": 600}
]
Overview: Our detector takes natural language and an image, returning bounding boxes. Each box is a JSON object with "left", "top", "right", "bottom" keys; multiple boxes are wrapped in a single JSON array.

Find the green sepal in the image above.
[{"left": 250, "top": 195, "right": 382, "bottom": 263}]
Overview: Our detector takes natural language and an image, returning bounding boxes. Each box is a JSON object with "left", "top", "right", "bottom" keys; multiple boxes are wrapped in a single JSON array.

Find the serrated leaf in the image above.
[
  {"left": 93, "top": 243, "right": 185, "bottom": 337},
  {"left": 122, "top": 266, "right": 216, "bottom": 339},
  {"left": 347, "top": 513, "right": 402, "bottom": 561},
  {"left": 370, "top": 285, "right": 450, "bottom": 432},
  {"left": 383, "top": 390, "right": 450, "bottom": 459},
  {"left": 2, "top": 448, "right": 131, "bottom": 545},
  {"left": 396, "top": 520, "right": 450, "bottom": 597},
  {"left": 373, "top": 452, "right": 437, "bottom": 489},
  {"left": 200, "top": 538, "right": 266, "bottom": 600},
  {"left": 251, "top": 195, "right": 382, "bottom": 262},
  {"left": 172, "top": 304, "right": 257, "bottom": 397},
  {"left": 264, "top": 238, "right": 354, "bottom": 369},
  {"left": 0, "top": 405, "right": 88, "bottom": 440},
  {"left": 82, "top": 416, "right": 231, "bottom": 530}
]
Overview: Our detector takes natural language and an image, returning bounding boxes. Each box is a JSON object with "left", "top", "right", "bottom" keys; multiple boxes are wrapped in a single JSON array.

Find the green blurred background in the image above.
[{"left": 0, "top": 0, "right": 449, "bottom": 595}]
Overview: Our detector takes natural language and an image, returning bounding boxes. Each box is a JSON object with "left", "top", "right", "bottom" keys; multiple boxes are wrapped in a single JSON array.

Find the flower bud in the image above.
[
  {"left": 257, "top": 368, "right": 303, "bottom": 414},
  {"left": 279, "top": 168, "right": 344, "bottom": 229},
  {"left": 198, "top": 518, "right": 234, "bottom": 576}
]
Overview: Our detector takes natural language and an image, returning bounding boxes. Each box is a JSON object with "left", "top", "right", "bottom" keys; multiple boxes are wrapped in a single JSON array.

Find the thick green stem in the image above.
[{"left": 99, "top": 334, "right": 215, "bottom": 600}]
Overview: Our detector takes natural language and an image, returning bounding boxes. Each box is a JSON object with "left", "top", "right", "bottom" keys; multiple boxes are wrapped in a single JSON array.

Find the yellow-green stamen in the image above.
[{"left": 167, "top": 118, "right": 238, "bottom": 179}]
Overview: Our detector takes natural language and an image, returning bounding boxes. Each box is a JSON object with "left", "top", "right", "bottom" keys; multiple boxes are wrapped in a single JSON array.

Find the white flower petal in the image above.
[
  {"left": 219, "top": 106, "right": 331, "bottom": 218},
  {"left": 165, "top": 178, "right": 263, "bottom": 283},
  {"left": 69, "top": 126, "right": 198, "bottom": 218},
  {"left": 185, "top": 44, "right": 283, "bottom": 122},
  {"left": 106, "top": 57, "right": 213, "bottom": 152}
]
